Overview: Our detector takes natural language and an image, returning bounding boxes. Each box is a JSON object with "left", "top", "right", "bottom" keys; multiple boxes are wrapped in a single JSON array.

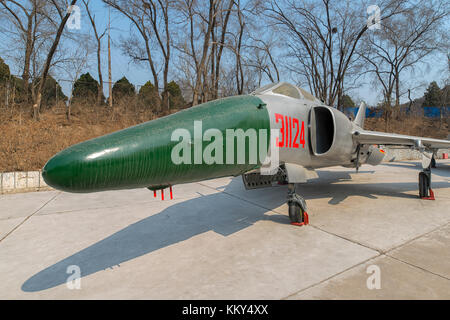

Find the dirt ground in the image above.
[
  {"left": 0, "top": 103, "right": 180, "bottom": 172},
  {"left": 365, "top": 117, "right": 449, "bottom": 140},
  {"left": 0, "top": 104, "right": 448, "bottom": 172}
]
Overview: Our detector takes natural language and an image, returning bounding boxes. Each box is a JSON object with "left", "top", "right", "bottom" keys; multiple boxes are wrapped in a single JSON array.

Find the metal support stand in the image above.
[
  {"left": 355, "top": 144, "right": 361, "bottom": 172},
  {"left": 431, "top": 155, "right": 436, "bottom": 168},
  {"left": 419, "top": 165, "right": 435, "bottom": 200}
]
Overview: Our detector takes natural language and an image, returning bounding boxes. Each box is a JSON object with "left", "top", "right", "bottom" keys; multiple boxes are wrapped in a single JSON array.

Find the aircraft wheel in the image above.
[
  {"left": 288, "top": 202, "right": 304, "bottom": 224},
  {"left": 419, "top": 172, "right": 429, "bottom": 198}
]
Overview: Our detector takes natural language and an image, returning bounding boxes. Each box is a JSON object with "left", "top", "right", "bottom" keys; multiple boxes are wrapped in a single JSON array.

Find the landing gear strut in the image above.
[
  {"left": 287, "top": 183, "right": 309, "bottom": 226},
  {"left": 431, "top": 156, "right": 436, "bottom": 168},
  {"left": 419, "top": 165, "right": 435, "bottom": 200}
]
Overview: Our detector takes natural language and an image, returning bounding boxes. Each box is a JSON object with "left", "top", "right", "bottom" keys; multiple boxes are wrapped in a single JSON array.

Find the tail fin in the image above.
[{"left": 353, "top": 102, "right": 366, "bottom": 129}]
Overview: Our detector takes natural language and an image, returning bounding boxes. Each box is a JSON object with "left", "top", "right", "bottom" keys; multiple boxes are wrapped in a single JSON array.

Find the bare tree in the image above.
[
  {"left": 83, "top": 0, "right": 107, "bottom": 106},
  {"left": 143, "top": 0, "right": 171, "bottom": 109},
  {"left": 104, "top": 0, "right": 172, "bottom": 111},
  {"left": 265, "top": 0, "right": 407, "bottom": 109},
  {"left": 229, "top": 0, "right": 245, "bottom": 95},
  {"left": 0, "top": 0, "right": 48, "bottom": 103},
  {"left": 359, "top": 0, "right": 448, "bottom": 107},
  {"left": 175, "top": 0, "right": 254, "bottom": 103},
  {"left": 176, "top": 0, "right": 236, "bottom": 105},
  {"left": 34, "top": 0, "right": 78, "bottom": 119},
  {"left": 244, "top": 36, "right": 280, "bottom": 86},
  {"left": 209, "top": 0, "right": 234, "bottom": 99},
  {"left": 191, "top": 0, "right": 215, "bottom": 105},
  {"left": 104, "top": 0, "right": 159, "bottom": 108},
  {"left": 227, "top": 0, "right": 273, "bottom": 95},
  {"left": 59, "top": 45, "right": 90, "bottom": 121}
]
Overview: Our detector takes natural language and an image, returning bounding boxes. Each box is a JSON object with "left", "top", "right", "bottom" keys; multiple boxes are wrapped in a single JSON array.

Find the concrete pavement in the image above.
[{"left": 0, "top": 160, "right": 449, "bottom": 299}]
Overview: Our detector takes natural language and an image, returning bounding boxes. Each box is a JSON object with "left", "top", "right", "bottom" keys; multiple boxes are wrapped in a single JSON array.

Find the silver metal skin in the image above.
[
  {"left": 247, "top": 82, "right": 449, "bottom": 223},
  {"left": 255, "top": 83, "right": 357, "bottom": 174},
  {"left": 252, "top": 82, "right": 450, "bottom": 183}
]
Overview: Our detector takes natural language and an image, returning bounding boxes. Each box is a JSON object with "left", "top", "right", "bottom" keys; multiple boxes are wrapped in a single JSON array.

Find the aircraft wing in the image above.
[{"left": 353, "top": 130, "right": 450, "bottom": 150}]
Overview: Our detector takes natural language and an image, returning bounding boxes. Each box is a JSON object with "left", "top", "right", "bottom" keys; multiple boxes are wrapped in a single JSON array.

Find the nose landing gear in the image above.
[{"left": 287, "top": 183, "right": 309, "bottom": 226}]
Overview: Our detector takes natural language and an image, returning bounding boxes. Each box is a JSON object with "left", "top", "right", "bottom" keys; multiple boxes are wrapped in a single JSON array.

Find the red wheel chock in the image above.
[
  {"left": 291, "top": 212, "right": 309, "bottom": 227},
  {"left": 421, "top": 188, "right": 435, "bottom": 200}
]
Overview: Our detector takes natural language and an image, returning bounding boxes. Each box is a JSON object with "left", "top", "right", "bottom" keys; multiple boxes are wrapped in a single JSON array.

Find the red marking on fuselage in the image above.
[
  {"left": 285, "top": 115, "right": 289, "bottom": 148},
  {"left": 275, "top": 113, "right": 284, "bottom": 147},
  {"left": 274, "top": 113, "right": 305, "bottom": 149}
]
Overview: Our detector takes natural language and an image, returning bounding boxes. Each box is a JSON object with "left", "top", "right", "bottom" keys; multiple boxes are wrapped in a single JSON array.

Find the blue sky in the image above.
[{"left": 1, "top": 1, "right": 448, "bottom": 106}]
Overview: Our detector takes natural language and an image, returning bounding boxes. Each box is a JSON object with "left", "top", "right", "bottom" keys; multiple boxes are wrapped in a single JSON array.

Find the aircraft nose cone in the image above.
[
  {"left": 42, "top": 142, "right": 115, "bottom": 192},
  {"left": 42, "top": 151, "right": 68, "bottom": 191},
  {"left": 42, "top": 95, "right": 271, "bottom": 193},
  {"left": 42, "top": 133, "right": 143, "bottom": 193}
]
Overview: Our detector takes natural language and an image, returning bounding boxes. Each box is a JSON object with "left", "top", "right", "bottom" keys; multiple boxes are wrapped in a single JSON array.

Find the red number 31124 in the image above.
[{"left": 275, "top": 113, "right": 305, "bottom": 149}]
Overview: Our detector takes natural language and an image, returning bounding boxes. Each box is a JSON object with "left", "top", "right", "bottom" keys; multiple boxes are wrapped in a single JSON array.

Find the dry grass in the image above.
[
  {"left": 365, "top": 116, "right": 449, "bottom": 139},
  {"left": 0, "top": 101, "right": 180, "bottom": 172},
  {"left": 0, "top": 103, "right": 448, "bottom": 172}
]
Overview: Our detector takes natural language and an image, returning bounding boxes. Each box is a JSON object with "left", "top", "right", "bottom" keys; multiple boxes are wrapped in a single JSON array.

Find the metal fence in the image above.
[{"left": 345, "top": 106, "right": 450, "bottom": 119}]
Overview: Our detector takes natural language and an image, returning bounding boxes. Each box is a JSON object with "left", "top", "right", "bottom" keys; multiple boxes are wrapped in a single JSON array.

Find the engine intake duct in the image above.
[{"left": 309, "top": 106, "right": 335, "bottom": 156}]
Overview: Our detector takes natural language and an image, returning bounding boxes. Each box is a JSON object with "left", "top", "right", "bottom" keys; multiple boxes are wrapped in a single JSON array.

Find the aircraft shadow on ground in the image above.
[
  {"left": 22, "top": 169, "right": 449, "bottom": 292},
  {"left": 380, "top": 161, "right": 450, "bottom": 178},
  {"left": 304, "top": 169, "right": 449, "bottom": 204}
]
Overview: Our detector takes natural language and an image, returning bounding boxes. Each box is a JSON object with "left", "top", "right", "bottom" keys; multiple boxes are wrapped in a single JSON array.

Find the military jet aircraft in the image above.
[{"left": 43, "top": 82, "right": 450, "bottom": 226}]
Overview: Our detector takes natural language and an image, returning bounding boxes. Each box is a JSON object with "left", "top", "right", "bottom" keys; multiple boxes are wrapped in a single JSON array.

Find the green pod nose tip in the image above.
[
  {"left": 42, "top": 142, "right": 131, "bottom": 192},
  {"left": 42, "top": 95, "right": 271, "bottom": 193}
]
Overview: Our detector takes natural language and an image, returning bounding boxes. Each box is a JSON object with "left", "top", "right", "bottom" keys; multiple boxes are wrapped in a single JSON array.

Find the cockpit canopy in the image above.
[{"left": 252, "top": 82, "right": 320, "bottom": 103}]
